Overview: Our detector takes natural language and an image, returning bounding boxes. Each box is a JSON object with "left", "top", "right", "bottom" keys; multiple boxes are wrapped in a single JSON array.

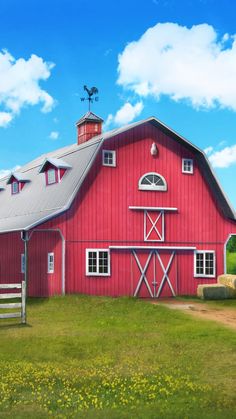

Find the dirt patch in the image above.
[{"left": 152, "top": 299, "right": 236, "bottom": 331}]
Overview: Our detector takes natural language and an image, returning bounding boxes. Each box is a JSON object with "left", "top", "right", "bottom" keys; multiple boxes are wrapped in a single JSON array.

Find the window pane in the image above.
[
  {"left": 88, "top": 251, "right": 97, "bottom": 273},
  {"left": 48, "top": 169, "right": 56, "bottom": 184},
  {"left": 103, "top": 151, "right": 115, "bottom": 166},
  {"left": 183, "top": 159, "right": 193, "bottom": 173},
  {"left": 98, "top": 251, "right": 108, "bottom": 274},
  {"left": 195, "top": 252, "right": 214, "bottom": 276},
  {"left": 48, "top": 253, "right": 54, "bottom": 273},
  {"left": 141, "top": 174, "right": 165, "bottom": 188},
  {"left": 12, "top": 182, "right": 19, "bottom": 194},
  {"left": 196, "top": 253, "right": 204, "bottom": 274}
]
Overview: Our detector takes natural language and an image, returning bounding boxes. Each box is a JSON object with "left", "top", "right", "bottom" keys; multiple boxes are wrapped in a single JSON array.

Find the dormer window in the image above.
[
  {"left": 39, "top": 157, "right": 72, "bottom": 187},
  {"left": 7, "top": 172, "right": 30, "bottom": 195},
  {"left": 47, "top": 168, "right": 57, "bottom": 185},
  {"left": 12, "top": 181, "right": 19, "bottom": 194}
]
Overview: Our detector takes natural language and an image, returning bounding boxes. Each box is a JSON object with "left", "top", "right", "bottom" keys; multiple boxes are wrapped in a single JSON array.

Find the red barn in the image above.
[{"left": 0, "top": 112, "right": 235, "bottom": 298}]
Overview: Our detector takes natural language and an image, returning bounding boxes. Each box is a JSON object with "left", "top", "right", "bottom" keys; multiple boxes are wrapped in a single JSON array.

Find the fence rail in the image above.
[{"left": 0, "top": 282, "right": 26, "bottom": 324}]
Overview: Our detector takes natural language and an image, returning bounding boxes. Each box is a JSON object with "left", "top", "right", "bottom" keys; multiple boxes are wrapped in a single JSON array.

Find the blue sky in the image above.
[{"left": 1, "top": 0, "right": 236, "bottom": 207}]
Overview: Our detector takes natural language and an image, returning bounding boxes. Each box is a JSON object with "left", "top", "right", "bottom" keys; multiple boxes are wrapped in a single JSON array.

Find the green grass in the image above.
[
  {"left": 0, "top": 295, "right": 236, "bottom": 418},
  {"left": 226, "top": 250, "right": 236, "bottom": 274}
]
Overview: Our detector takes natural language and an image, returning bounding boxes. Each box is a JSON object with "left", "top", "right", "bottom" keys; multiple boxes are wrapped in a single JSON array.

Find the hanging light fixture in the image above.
[{"left": 150, "top": 142, "right": 158, "bottom": 156}]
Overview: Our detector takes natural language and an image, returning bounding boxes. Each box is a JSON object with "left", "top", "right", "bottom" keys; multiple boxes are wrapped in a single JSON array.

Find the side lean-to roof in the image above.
[{"left": 0, "top": 116, "right": 234, "bottom": 234}]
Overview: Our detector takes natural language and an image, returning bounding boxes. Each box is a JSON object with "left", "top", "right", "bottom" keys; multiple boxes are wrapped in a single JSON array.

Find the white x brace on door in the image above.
[{"left": 133, "top": 250, "right": 176, "bottom": 298}]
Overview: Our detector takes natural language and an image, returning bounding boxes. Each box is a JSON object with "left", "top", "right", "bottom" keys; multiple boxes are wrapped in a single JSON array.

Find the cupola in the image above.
[{"left": 76, "top": 111, "right": 103, "bottom": 145}]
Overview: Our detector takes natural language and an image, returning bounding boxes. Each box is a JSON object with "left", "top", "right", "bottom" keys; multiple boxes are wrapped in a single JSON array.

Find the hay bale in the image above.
[
  {"left": 197, "top": 284, "right": 236, "bottom": 300},
  {"left": 197, "top": 284, "right": 226, "bottom": 300},
  {"left": 218, "top": 274, "right": 236, "bottom": 290}
]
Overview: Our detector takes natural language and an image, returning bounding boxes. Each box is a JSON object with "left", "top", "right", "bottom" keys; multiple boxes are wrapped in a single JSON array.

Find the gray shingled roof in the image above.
[
  {"left": 0, "top": 116, "right": 234, "bottom": 234},
  {"left": 0, "top": 137, "right": 103, "bottom": 233}
]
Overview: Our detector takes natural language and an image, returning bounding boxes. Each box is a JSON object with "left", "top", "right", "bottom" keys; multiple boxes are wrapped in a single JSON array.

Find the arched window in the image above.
[{"left": 138, "top": 172, "right": 167, "bottom": 191}]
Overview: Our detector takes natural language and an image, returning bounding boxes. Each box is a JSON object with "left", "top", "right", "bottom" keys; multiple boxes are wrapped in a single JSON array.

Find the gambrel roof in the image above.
[{"left": 0, "top": 116, "right": 234, "bottom": 233}]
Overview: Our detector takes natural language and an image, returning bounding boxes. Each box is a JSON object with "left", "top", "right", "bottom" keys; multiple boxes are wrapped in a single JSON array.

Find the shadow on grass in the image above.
[
  {"left": 26, "top": 297, "right": 50, "bottom": 306},
  {"left": 0, "top": 322, "right": 32, "bottom": 330}
]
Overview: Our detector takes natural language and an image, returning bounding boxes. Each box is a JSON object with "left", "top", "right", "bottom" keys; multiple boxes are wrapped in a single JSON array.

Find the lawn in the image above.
[{"left": 0, "top": 296, "right": 236, "bottom": 418}]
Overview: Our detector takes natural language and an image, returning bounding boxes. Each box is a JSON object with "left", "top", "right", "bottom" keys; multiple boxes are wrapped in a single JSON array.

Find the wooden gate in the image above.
[
  {"left": 132, "top": 250, "right": 177, "bottom": 298},
  {"left": 0, "top": 282, "right": 26, "bottom": 323}
]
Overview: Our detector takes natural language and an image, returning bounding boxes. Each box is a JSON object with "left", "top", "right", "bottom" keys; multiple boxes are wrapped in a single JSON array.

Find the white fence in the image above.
[{"left": 0, "top": 282, "right": 26, "bottom": 324}]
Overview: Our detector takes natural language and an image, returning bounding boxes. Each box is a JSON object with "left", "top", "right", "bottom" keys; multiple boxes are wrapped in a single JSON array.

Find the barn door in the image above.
[{"left": 132, "top": 250, "right": 177, "bottom": 298}]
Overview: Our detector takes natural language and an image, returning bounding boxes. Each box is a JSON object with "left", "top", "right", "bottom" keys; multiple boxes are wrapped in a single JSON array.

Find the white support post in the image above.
[
  {"left": 21, "top": 281, "right": 26, "bottom": 324},
  {"left": 21, "top": 230, "right": 29, "bottom": 324}
]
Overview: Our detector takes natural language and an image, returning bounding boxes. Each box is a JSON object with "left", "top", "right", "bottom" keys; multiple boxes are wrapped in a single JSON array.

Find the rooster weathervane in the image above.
[{"left": 81, "top": 85, "right": 99, "bottom": 111}]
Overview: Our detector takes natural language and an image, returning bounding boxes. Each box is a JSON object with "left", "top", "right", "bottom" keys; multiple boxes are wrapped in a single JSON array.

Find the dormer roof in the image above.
[
  {"left": 39, "top": 157, "right": 72, "bottom": 173},
  {"left": 6, "top": 172, "right": 30, "bottom": 184}
]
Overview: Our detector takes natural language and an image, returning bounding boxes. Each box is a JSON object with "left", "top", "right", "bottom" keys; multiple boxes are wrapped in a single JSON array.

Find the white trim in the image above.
[
  {"left": 21, "top": 253, "right": 25, "bottom": 274},
  {"left": 138, "top": 172, "right": 167, "bottom": 191},
  {"left": 182, "top": 158, "right": 193, "bottom": 174},
  {"left": 47, "top": 252, "right": 54, "bottom": 274},
  {"left": 194, "top": 250, "right": 215, "bottom": 278},
  {"left": 102, "top": 150, "right": 116, "bottom": 167},
  {"left": 129, "top": 206, "right": 177, "bottom": 212},
  {"left": 86, "top": 248, "right": 110, "bottom": 276},
  {"left": 110, "top": 246, "right": 196, "bottom": 250}
]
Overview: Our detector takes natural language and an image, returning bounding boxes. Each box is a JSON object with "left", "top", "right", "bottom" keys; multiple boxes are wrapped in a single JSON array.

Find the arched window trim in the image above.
[{"left": 138, "top": 172, "right": 167, "bottom": 191}]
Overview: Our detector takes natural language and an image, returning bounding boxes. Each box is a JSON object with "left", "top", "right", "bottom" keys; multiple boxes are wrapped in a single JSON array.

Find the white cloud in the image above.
[
  {"left": 104, "top": 101, "right": 144, "bottom": 129},
  {"left": 0, "top": 112, "right": 13, "bottom": 127},
  {"left": 49, "top": 131, "right": 59, "bottom": 140},
  {"left": 0, "top": 165, "right": 21, "bottom": 179},
  {"left": 204, "top": 146, "right": 213, "bottom": 155},
  {"left": 0, "top": 49, "right": 55, "bottom": 127},
  {"left": 208, "top": 144, "right": 236, "bottom": 168},
  {"left": 117, "top": 22, "right": 236, "bottom": 111}
]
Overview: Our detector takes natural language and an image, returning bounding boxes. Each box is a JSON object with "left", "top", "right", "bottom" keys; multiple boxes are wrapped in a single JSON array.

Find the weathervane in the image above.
[{"left": 81, "top": 85, "right": 99, "bottom": 111}]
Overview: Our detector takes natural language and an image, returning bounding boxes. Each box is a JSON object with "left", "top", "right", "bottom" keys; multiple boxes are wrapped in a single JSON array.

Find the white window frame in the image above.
[
  {"left": 12, "top": 181, "right": 19, "bottom": 194},
  {"left": 182, "top": 158, "right": 193, "bottom": 174},
  {"left": 194, "top": 250, "right": 215, "bottom": 278},
  {"left": 47, "top": 252, "right": 54, "bottom": 274},
  {"left": 86, "top": 249, "right": 110, "bottom": 276},
  {"left": 21, "top": 253, "right": 25, "bottom": 274},
  {"left": 138, "top": 172, "right": 167, "bottom": 191},
  {"left": 102, "top": 150, "right": 116, "bottom": 167},
  {"left": 47, "top": 168, "right": 57, "bottom": 185}
]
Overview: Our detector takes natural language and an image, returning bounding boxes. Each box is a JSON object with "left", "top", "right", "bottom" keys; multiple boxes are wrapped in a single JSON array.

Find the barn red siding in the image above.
[
  {"left": 0, "top": 122, "right": 235, "bottom": 297},
  {"left": 37, "top": 123, "right": 236, "bottom": 297}
]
